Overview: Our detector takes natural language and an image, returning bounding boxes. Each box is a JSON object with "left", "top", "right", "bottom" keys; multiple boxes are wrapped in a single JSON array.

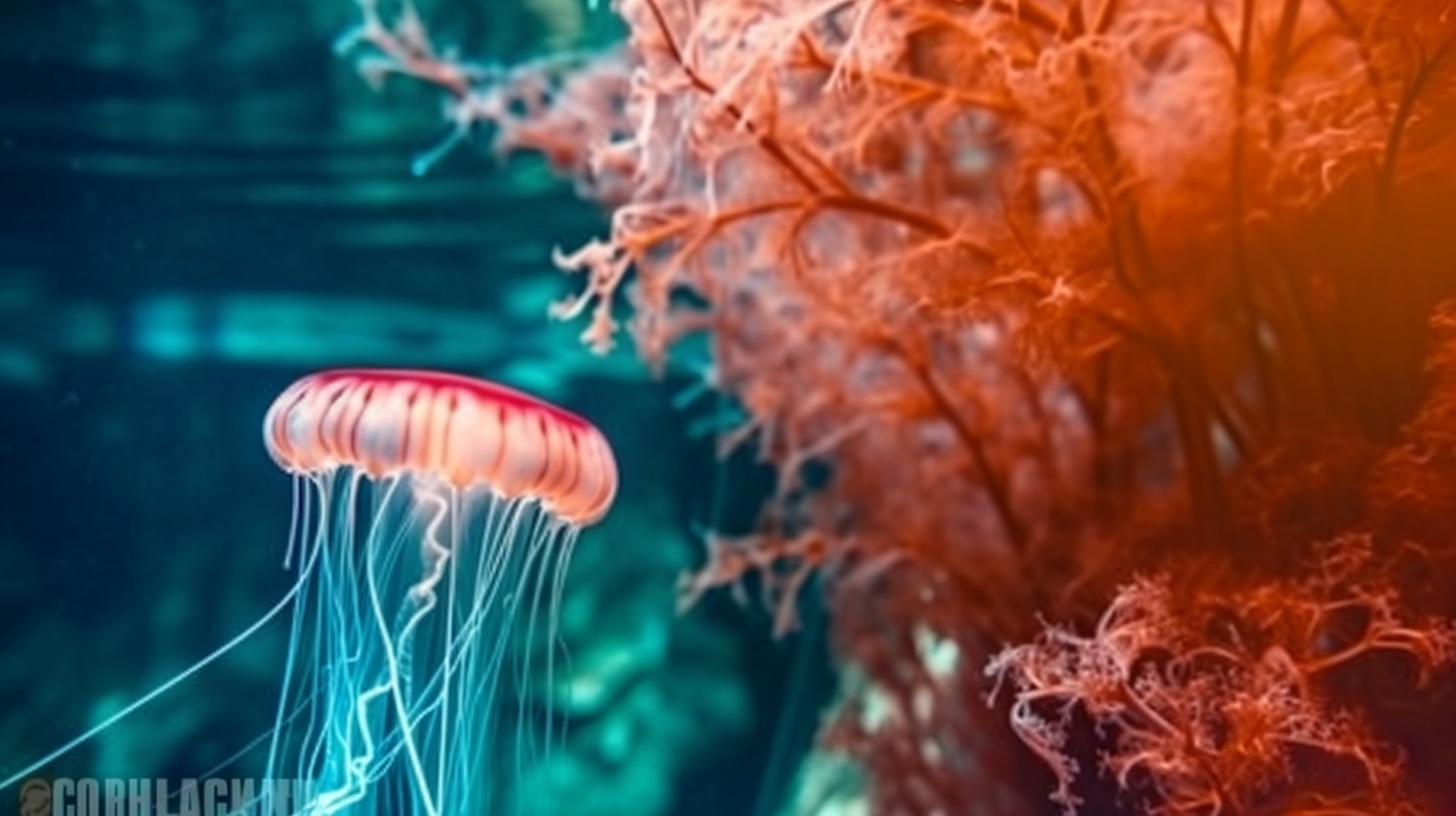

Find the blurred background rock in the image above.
[{"left": 0, "top": 1, "right": 813, "bottom": 813}]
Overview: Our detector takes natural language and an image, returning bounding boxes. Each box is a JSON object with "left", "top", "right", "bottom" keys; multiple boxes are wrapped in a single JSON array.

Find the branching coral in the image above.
[
  {"left": 336, "top": 0, "right": 634, "bottom": 193},
  {"left": 339, "top": 0, "right": 1456, "bottom": 813},
  {"left": 989, "top": 536, "right": 1456, "bottom": 815},
  {"left": 546, "top": 0, "right": 1456, "bottom": 608}
]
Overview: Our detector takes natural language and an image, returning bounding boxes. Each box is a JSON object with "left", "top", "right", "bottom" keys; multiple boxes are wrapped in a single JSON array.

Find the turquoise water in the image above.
[{"left": 0, "top": 1, "right": 818, "bottom": 814}]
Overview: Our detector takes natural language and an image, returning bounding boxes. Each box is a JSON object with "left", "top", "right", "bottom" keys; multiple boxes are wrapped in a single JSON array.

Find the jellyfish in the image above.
[
  {"left": 260, "top": 369, "right": 617, "bottom": 815},
  {"left": 1, "top": 368, "right": 617, "bottom": 816}
]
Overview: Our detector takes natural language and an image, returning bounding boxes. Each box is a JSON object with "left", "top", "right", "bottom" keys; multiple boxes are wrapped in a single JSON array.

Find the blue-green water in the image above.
[{"left": 0, "top": 1, "right": 825, "bottom": 813}]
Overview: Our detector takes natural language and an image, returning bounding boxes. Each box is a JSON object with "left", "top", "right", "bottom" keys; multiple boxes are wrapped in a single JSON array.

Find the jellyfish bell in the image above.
[
  {"left": 263, "top": 369, "right": 617, "bottom": 525},
  {"left": 1, "top": 369, "right": 618, "bottom": 816}
]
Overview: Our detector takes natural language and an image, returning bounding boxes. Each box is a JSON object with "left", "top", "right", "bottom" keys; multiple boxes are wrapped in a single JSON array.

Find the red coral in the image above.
[
  {"left": 337, "top": 0, "right": 634, "bottom": 196},
  {"left": 989, "top": 537, "right": 1456, "bottom": 815},
  {"left": 340, "top": 0, "right": 1456, "bottom": 813}
]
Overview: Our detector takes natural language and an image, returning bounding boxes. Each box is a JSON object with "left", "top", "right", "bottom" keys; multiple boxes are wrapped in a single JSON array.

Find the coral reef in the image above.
[{"left": 342, "top": 0, "right": 1456, "bottom": 813}]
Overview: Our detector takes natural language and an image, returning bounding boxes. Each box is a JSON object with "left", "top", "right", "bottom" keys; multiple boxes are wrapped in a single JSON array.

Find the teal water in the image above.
[{"left": 0, "top": 1, "right": 822, "bottom": 814}]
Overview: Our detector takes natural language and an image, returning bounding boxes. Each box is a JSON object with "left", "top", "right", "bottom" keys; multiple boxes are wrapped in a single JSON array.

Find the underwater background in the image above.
[
  {"left": 0, "top": 1, "right": 820, "bottom": 814},
  {"left": 6, "top": 2, "right": 1456, "bottom": 816}
]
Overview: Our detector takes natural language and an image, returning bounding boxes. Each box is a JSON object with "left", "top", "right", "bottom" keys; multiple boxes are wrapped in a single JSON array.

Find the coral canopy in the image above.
[{"left": 343, "top": 0, "right": 1456, "bottom": 813}]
